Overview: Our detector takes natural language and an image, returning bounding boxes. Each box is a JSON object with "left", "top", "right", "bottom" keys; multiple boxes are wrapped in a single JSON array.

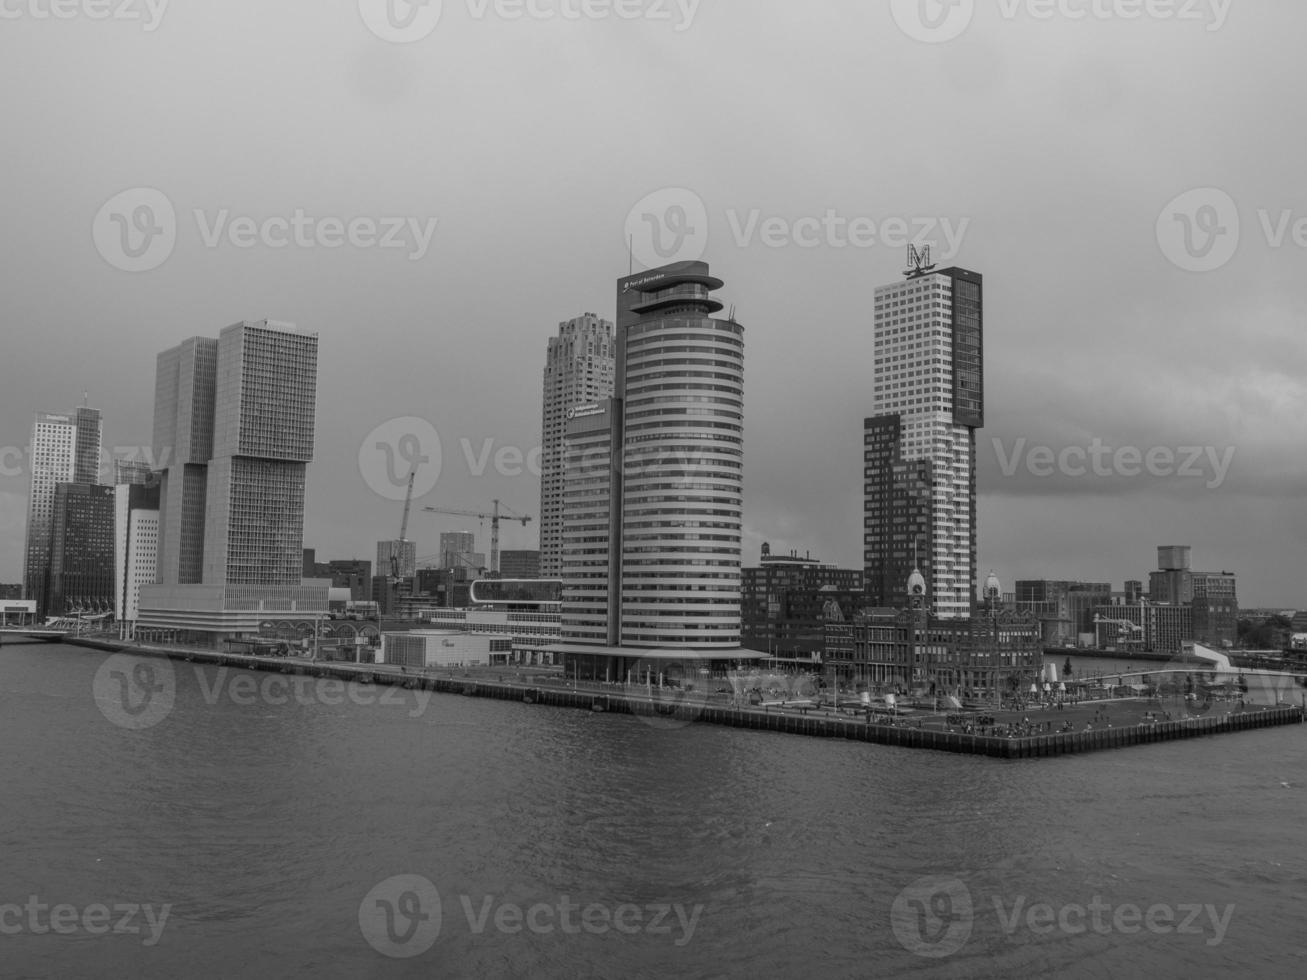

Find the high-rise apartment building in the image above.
[
  {"left": 539, "top": 314, "right": 616, "bottom": 578},
  {"left": 559, "top": 260, "right": 745, "bottom": 674},
  {"left": 23, "top": 404, "right": 103, "bottom": 618},
  {"left": 865, "top": 260, "right": 983, "bottom": 618}
]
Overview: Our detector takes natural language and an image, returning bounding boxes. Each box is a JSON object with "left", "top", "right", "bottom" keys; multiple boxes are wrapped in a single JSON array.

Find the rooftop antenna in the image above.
[{"left": 629, "top": 235, "right": 634, "bottom": 276}]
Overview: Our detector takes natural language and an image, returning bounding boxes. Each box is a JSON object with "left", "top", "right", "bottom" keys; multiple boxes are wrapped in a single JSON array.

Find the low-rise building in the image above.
[
  {"left": 382, "top": 630, "right": 509, "bottom": 669},
  {"left": 742, "top": 544, "right": 864, "bottom": 661},
  {"left": 1092, "top": 601, "right": 1192, "bottom": 655},
  {"left": 825, "top": 606, "right": 1042, "bottom": 698}
]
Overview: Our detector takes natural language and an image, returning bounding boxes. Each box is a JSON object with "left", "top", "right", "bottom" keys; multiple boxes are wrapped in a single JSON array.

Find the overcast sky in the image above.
[{"left": 1, "top": 0, "right": 1303, "bottom": 607}]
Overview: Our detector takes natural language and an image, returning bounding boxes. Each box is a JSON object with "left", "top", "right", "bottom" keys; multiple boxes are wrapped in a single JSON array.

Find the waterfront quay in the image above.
[{"left": 63, "top": 638, "right": 1304, "bottom": 760}]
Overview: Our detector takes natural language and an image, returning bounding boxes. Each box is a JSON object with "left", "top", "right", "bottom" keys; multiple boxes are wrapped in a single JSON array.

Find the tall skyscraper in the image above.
[
  {"left": 539, "top": 314, "right": 616, "bottom": 578},
  {"left": 864, "top": 258, "right": 983, "bottom": 618},
  {"left": 154, "top": 337, "right": 219, "bottom": 586},
  {"left": 560, "top": 260, "right": 745, "bottom": 667},
  {"left": 201, "top": 321, "right": 318, "bottom": 586},
  {"left": 23, "top": 404, "right": 103, "bottom": 618},
  {"left": 72, "top": 405, "right": 103, "bottom": 485},
  {"left": 140, "top": 321, "right": 322, "bottom": 646}
]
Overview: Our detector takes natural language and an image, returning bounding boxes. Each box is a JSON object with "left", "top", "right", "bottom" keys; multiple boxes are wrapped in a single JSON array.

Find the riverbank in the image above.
[{"left": 66, "top": 638, "right": 1304, "bottom": 759}]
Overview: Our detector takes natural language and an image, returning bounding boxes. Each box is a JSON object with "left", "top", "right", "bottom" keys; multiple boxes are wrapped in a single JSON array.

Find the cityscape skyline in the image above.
[
  {"left": 0, "top": 231, "right": 1299, "bottom": 608},
  {"left": 1, "top": 12, "right": 1304, "bottom": 609},
  {"left": 6, "top": 8, "right": 1307, "bottom": 978}
]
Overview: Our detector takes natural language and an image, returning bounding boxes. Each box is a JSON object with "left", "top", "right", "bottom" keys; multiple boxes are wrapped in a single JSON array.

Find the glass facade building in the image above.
[{"left": 48, "top": 482, "right": 116, "bottom": 616}]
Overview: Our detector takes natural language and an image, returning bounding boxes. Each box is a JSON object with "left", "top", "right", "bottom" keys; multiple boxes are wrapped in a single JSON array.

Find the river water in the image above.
[{"left": 2, "top": 643, "right": 1304, "bottom": 978}]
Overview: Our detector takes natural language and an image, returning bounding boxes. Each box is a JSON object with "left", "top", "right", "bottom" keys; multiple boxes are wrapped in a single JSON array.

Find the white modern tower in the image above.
[
  {"left": 864, "top": 255, "right": 983, "bottom": 619},
  {"left": 559, "top": 260, "right": 745, "bottom": 672}
]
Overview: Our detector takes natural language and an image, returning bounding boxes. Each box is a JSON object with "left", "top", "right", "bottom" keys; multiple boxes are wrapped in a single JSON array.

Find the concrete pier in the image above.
[{"left": 66, "top": 639, "right": 1304, "bottom": 759}]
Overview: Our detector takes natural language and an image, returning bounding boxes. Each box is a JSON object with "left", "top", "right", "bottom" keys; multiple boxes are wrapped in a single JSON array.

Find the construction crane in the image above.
[
  {"left": 422, "top": 499, "right": 532, "bottom": 576},
  {"left": 390, "top": 470, "right": 417, "bottom": 579}
]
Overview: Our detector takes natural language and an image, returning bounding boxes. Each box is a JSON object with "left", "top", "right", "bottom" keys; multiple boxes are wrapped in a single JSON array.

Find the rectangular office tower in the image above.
[
  {"left": 864, "top": 262, "right": 983, "bottom": 618},
  {"left": 153, "top": 324, "right": 317, "bottom": 587},
  {"left": 154, "top": 337, "right": 219, "bottom": 585},
  {"left": 539, "top": 315, "right": 616, "bottom": 578},
  {"left": 559, "top": 261, "right": 745, "bottom": 673},
  {"left": 48, "top": 483, "right": 116, "bottom": 616},
  {"left": 140, "top": 321, "right": 323, "bottom": 646},
  {"left": 22, "top": 404, "right": 102, "bottom": 618}
]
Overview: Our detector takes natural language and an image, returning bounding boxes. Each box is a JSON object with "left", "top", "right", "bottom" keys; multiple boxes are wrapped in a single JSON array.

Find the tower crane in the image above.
[
  {"left": 422, "top": 499, "right": 533, "bottom": 576},
  {"left": 390, "top": 470, "right": 417, "bottom": 579}
]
